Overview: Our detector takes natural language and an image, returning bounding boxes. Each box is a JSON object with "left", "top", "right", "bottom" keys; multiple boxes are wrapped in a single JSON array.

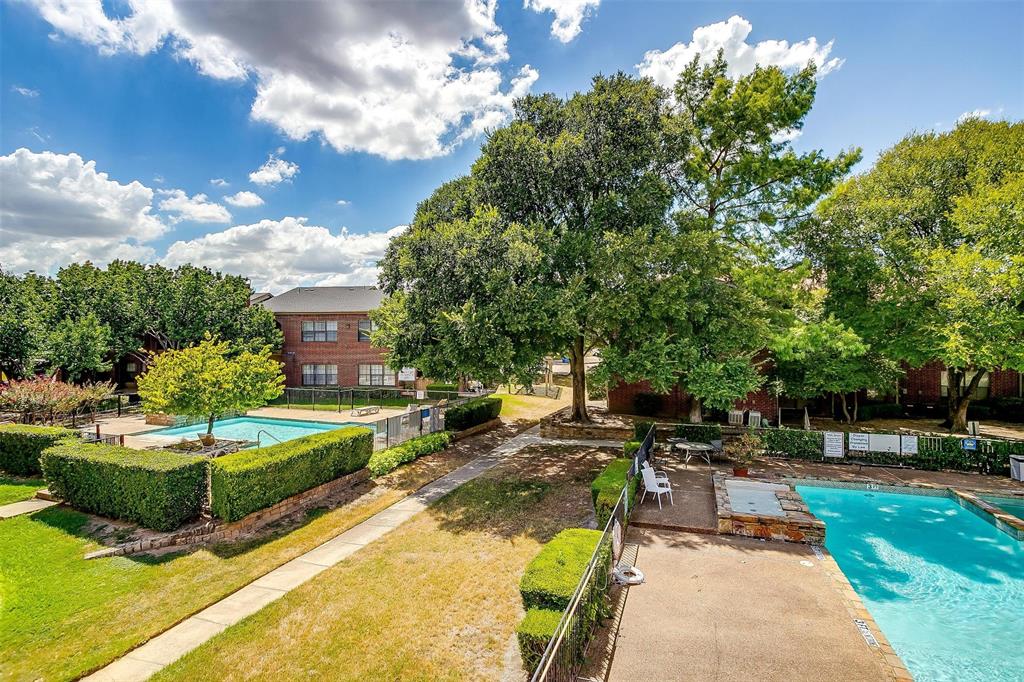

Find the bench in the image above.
[{"left": 350, "top": 405, "right": 380, "bottom": 417}]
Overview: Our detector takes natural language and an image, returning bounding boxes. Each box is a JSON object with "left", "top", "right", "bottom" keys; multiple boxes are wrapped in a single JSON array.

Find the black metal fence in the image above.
[
  {"left": 0, "top": 394, "right": 141, "bottom": 428},
  {"left": 271, "top": 387, "right": 464, "bottom": 412},
  {"left": 530, "top": 425, "right": 653, "bottom": 681},
  {"left": 367, "top": 396, "right": 473, "bottom": 452}
]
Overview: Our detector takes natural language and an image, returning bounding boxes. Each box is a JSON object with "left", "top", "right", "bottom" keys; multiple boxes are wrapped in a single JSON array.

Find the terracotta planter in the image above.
[{"left": 732, "top": 466, "right": 749, "bottom": 477}]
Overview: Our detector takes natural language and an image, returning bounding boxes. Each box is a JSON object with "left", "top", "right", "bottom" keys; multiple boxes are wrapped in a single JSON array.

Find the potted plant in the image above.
[
  {"left": 724, "top": 431, "right": 762, "bottom": 477},
  {"left": 198, "top": 432, "right": 216, "bottom": 447}
]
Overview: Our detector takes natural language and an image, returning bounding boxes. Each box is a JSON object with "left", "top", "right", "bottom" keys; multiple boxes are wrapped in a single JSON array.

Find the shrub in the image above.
[
  {"left": 857, "top": 403, "right": 904, "bottom": 421},
  {"left": 516, "top": 608, "right": 562, "bottom": 674},
  {"left": 991, "top": 397, "right": 1024, "bottom": 422},
  {"left": 674, "top": 422, "right": 722, "bottom": 442},
  {"left": 0, "top": 424, "right": 78, "bottom": 476},
  {"left": 367, "top": 431, "right": 453, "bottom": 477},
  {"left": 587, "top": 382, "right": 608, "bottom": 401},
  {"left": 426, "top": 383, "right": 457, "bottom": 393},
  {"left": 591, "top": 458, "right": 638, "bottom": 528},
  {"left": 623, "top": 441, "right": 640, "bottom": 457},
  {"left": 444, "top": 397, "right": 502, "bottom": 431},
  {"left": 40, "top": 442, "right": 206, "bottom": 531},
  {"left": 520, "top": 528, "right": 605, "bottom": 611},
  {"left": 724, "top": 431, "right": 762, "bottom": 466},
  {"left": 210, "top": 427, "right": 372, "bottom": 522},
  {"left": 632, "top": 420, "right": 655, "bottom": 441},
  {"left": 518, "top": 528, "right": 611, "bottom": 674},
  {"left": 762, "top": 428, "right": 823, "bottom": 459},
  {"left": 632, "top": 392, "right": 662, "bottom": 417}
]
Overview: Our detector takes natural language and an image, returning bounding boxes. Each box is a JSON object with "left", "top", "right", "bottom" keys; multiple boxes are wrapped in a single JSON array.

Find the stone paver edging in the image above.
[{"left": 84, "top": 427, "right": 622, "bottom": 682}]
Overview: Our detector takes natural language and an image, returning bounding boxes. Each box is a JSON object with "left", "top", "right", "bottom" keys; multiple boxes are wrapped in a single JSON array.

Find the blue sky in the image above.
[{"left": 2, "top": 0, "right": 1021, "bottom": 291}]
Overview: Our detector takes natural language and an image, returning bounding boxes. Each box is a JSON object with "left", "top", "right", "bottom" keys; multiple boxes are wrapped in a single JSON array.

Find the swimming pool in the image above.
[
  {"left": 981, "top": 495, "right": 1024, "bottom": 521},
  {"left": 150, "top": 416, "right": 368, "bottom": 443},
  {"left": 798, "top": 485, "right": 1024, "bottom": 682}
]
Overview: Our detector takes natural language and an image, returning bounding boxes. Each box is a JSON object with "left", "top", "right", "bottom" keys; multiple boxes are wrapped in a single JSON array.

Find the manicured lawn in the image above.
[
  {"left": 0, "top": 432, "right": 495, "bottom": 682},
  {"left": 0, "top": 476, "right": 45, "bottom": 505},
  {"left": 155, "top": 444, "right": 613, "bottom": 681},
  {"left": 495, "top": 389, "right": 571, "bottom": 422}
]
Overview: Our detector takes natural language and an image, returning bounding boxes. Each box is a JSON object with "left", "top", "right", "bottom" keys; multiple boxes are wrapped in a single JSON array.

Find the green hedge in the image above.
[
  {"left": 623, "top": 441, "right": 640, "bottom": 457},
  {"left": 762, "top": 428, "right": 823, "bottom": 459},
  {"left": 210, "top": 427, "right": 372, "bottom": 522},
  {"left": 632, "top": 420, "right": 655, "bottom": 441},
  {"left": 517, "top": 528, "right": 611, "bottom": 674},
  {"left": 857, "top": 403, "right": 905, "bottom": 421},
  {"left": 444, "top": 397, "right": 502, "bottom": 432},
  {"left": 591, "top": 458, "right": 638, "bottom": 528},
  {"left": 367, "top": 431, "right": 453, "bottom": 477},
  {"left": 0, "top": 424, "right": 78, "bottom": 476},
  {"left": 516, "top": 608, "right": 563, "bottom": 674},
  {"left": 426, "top": 383, "right": 457, "bottom": 392},
  {"left": 674, "top": 422, "right": 722, "bottom": 442},
  {"left": 40, "top": 442, "right": 206, "bottom": 531}
]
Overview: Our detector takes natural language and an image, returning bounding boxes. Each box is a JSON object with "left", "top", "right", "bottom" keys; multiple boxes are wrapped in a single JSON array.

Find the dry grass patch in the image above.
[
  {"left": 0, "top": 429, "right": 505, "bottom": 682},
  {"left": 155, "top": 445, "right": 615, "bottom": 682}
]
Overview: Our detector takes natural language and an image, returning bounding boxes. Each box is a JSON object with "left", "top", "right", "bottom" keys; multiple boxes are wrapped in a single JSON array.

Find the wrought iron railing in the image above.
[{"left": 530, "top": 425, "right": 653, "bottom": 681}]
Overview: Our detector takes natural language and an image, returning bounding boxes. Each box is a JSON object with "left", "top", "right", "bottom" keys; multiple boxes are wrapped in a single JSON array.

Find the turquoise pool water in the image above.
[
  {"left": 151, "top": 416, "right": 367, "bottom": 443},
  {"left": 982, "top": 495, "right": 1024, "bottom": 521},
  {"left": 798, "top": 486, "right": 1024, "bottom": 682}
]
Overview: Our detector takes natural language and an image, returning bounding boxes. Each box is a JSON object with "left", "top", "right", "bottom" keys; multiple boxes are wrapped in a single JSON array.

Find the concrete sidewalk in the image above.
[
  {"left": 607, "top": 527, "right": 896, "bottom": 682},
  {"left": 0, "top": 497, "right": 56, "bottom": 519},
  {"left": 85, "top": 427, "right": 622, "bottom": 682}
]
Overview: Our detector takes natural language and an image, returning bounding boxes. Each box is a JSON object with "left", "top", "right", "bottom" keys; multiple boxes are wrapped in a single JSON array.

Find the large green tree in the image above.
[
  {"left": 0, "top": 269, "right": 40, "bottom": 378},
  {"left": 46, "top": 313, "right": 113, "bottom": 382},
  {"left": 137, "top": 335, "right": 284, "bottom": 435},
  {"left": 592, "top": 54, "right": 859, "bottom": 421},
  {"left": 376, "top": 73, "right": 671, "bottom": 422},
  {"left": 807, "top": 119, "right": 1024, "bottom": 431}
]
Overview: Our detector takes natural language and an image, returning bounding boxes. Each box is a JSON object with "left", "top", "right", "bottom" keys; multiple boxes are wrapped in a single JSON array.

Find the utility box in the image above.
[{"left": 1010, "top": 455, "right": 1023, "bottom": 482}]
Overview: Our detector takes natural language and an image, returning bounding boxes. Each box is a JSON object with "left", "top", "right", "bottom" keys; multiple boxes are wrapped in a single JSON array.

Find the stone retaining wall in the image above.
[
  {"left": 713, "top": 474, "right": 826, "bottom": 544},
  {"left": 84, "top": 468, "right": 369, "bottom": 559},
  {"left": 539, "top": 407, "right": 635, "bottom": 441}
]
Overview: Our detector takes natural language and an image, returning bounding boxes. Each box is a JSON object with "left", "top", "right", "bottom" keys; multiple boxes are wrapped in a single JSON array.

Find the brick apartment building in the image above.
[
  {"left": 260, "top": 286, "right": 398, "bottom": 388},
  {"left": 608, "top": 362, "right": 1022, "bottom": 422}
]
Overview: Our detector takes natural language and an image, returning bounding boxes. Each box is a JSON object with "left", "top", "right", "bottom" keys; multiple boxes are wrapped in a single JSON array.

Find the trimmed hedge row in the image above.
[
  {"left": 632, "top": 420, "right": 655, "bottom": 441},
  {"left": 445, "top": 396, "right": 502, "bottom": 432},
  {"left": 762, "top": 428, "right": 823, "bottom": 459},
  {"left": 0, "top": 424, "right": 78, "bottom": 475},
  {"left": 40, "top": 441, "right": 206, "bottom": 531},
  {"left": 210, "top": 426, "right": 373, "bottom": 522},
  {"left": 591, "top": 458, "right": 638, "bottom": 529},
  {"left": 516, "top": 528, "right": 610, "bottom": 674},
  {"left": 674, "top": 422, "right": 722, "bottom": 442},
  {"left": 367, "top": 431, "right": 454, "bottom": 477}
]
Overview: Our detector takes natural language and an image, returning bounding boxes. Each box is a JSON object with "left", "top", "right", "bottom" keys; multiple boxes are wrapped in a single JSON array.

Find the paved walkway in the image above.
[
  {"left": 85, "top": 427, "right": 622, "bottom": 681},
  {"left": 0, "top": 497, "right": 56, "bottom": 519},
  {"left": 607, "top": 527, "right": 892, "bottom": 682}
]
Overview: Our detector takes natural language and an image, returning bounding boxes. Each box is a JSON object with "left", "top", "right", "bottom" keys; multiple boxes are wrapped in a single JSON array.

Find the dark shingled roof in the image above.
[{"left": 260, "top": 286, "right": 384, "bottom": 313}]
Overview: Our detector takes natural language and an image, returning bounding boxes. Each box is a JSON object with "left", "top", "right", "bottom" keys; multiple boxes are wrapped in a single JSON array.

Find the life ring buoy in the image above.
[{"left": 613, "top": 564, "right": 645, "bottom": 585}]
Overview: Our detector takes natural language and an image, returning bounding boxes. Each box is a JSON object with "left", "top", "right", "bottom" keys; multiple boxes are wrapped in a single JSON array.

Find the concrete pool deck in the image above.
[{"left": 607, "top": 527, "right": 905, "bottom": 682}]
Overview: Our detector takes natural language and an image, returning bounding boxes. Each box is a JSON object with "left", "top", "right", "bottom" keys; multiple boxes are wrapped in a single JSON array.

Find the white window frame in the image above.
[
  {"left": 358, "top": 364, "right": 396, "bottom": 386},
  {"left": 301, "top": 364, "right": 338, "bottom": 386},
  {"left": 941, "top": 370, "right": 990, "bottom": 399},
  {"left": 357, "top": 319, "right": 376, "bottom": 343},
  {"left": 301, "top": 320, "right": 338, "bottom": 342}
]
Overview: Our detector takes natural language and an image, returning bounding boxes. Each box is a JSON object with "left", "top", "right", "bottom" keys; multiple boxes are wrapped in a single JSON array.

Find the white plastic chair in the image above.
[
  {"left": 642, "top": 460, "right": 669, "bottom": 481},
  {"left": 747, "top": 410, "right": 761, "bottom": 427},
  {"left": 728, "top": 410, "right": 744, "bottom": 426},
  {"left": 640, "top": 465, "right": 673, "bottom": 509}
]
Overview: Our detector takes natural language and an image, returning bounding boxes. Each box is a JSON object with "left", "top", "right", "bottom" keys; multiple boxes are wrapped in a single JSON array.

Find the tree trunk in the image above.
[
  {"left": 207, "top": 414, "right": 216, "bottom": 435},
  {"left": 839, "top": 393, "right": 851, "bottom": 423},
  {"left": 852, "top": 392, "right": 859, "bottom": 424},
  {"left": 688, "top": 396, "right": 703, "bottom": 423},
  {"left": 568, "top": 335, "right": 590, "bottom": 423},
  {"left": 947, "top": 367, "right": 986, "bottom": 433}
]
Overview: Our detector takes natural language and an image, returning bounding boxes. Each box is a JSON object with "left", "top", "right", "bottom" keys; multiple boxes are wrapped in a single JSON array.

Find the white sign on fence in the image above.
[
  {"left": 849, "top": 433, "right": 870, "bottom": 451},
  {"left": 824, "top": 432, "right": 845, "bottom": 458},
  {"left": 900, "top": 435, "right": 919, "bottom": 455},
  {"left": 398, "top": 367, "right": 417, "bottom": 382},
  {"left": 868, "top": 434, "right": 901, "bottom": 453}
]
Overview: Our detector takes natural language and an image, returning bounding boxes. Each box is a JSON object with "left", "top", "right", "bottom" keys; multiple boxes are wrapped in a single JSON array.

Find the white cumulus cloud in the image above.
[
  {"left": 157, "top": 189, "right": 231, "bottom": 223},
  {"left": 27, "top": 0, "right": 539, "bottom": 161},
  {"left": 12, "top": 85, "right": 40, "bottom": 97},
  {"left": 336, "top": 199, "right": 351, "bottom": 206},
  {"left": 161, "top": 217, "right": 406, "bottom": 292},
  {"left": 524, "top": 0, "right": 599, "bottom": 43},
  {"left": 637, "top": 15, "right": 843, "bottom": 88},
  {"left": 210, "top": 177, "right": 229, "bottom": 187},
  {"left": 248, "top": 155, "right": 299, "bottom": 186},
  {"left": 957, "top": 108, "right": 993, "bottom": 123},
  {"left": 223, "top": 190, "right": 264, "bottom": 207},
  {"left": 0, "top": 148, "right": 164, "bottom": 273}
]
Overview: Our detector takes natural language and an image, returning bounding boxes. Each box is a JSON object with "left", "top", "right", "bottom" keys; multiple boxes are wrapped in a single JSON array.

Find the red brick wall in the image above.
[
  {"left": 902, "top": 362, "right": 1021, "bottom": 403},
  {"left": 607, "top": 380, "right": 777, "bottom": 421},
  {"left": 276, "top": 313, "right": 390, "bottom": 387}
]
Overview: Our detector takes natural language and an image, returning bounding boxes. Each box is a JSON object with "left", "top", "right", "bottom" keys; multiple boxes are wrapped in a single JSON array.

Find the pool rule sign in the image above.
[{"left": 824, "top": 432, "right": 844, "bottom": 458}]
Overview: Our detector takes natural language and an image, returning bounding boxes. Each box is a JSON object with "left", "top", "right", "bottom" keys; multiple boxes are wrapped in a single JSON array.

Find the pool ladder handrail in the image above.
[{"left": 255, "top": 429, "right": 284, "bottom": 449}]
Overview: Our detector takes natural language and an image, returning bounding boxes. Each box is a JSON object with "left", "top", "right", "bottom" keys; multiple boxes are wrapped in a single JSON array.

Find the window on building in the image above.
[
  {"left": 357, "top": 319, "right": 376, "bottom": 343},
  {"left": 358, "top": 364, "right": 396, "bottom": 386},
  {"left": 940, "top": 370, "right": 990, "bottom": 399},
  {"left": 302, "top": 364, "right": 338, "bottom": 385},
  {"left": 301, "top": 320, "right": 337, "bottom": 342},
  {"left": 125, "top": 362, "right": 138, "bottom": 373}
]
